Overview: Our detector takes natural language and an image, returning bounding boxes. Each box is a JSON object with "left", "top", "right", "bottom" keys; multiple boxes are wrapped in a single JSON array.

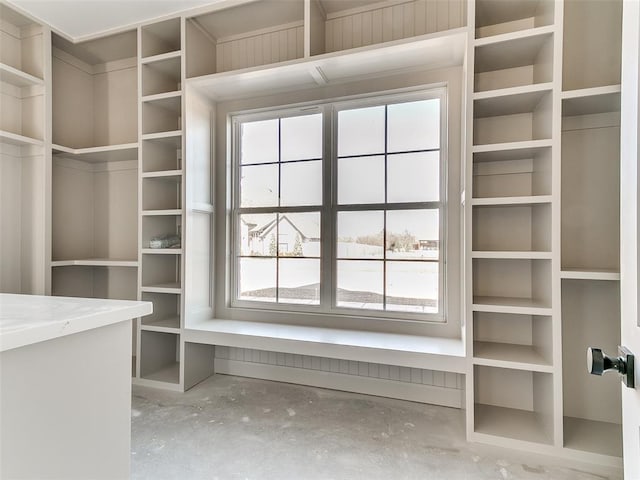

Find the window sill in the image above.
[{"left": 184, "top": 319, "right": 466, "bottom": 373}]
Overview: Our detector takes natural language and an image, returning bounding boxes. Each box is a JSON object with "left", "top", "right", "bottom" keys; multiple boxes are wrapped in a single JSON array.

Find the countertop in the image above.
[{"left": 0, "top": 294, "right": 152, "bottom": 352}]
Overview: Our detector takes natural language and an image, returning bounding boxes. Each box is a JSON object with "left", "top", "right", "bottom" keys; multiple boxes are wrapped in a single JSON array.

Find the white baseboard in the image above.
[{"left": 214, "top": 358, "right": 464, "bottom": 408}]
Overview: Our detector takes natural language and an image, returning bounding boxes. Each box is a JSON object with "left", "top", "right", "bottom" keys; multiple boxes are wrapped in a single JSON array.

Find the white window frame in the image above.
[{"left": 229, "top": 87, "right": 448, "bottom": 323}]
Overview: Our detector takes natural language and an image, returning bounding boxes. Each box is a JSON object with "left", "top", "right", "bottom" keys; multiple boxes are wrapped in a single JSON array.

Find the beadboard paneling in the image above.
[
  {"left": 324, "top": 0, "right": 466, "bottom": 54},
  {"left": 215, "top": 346, "right": 464, "bottom": 391},
  {"left": 215, "top": 25, "right": 304, "bottom": 73}
]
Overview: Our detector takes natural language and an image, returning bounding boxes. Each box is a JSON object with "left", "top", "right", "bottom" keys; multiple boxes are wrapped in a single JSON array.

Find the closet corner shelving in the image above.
[
  {"left": 49, "top": 28, "right": 140, "bottom": 375},
  {"left": 466, "top": 0, "right": 624, "bottom": 466},
  {"left": 0, "top": 2, "right": 49, "bottom": 296}
]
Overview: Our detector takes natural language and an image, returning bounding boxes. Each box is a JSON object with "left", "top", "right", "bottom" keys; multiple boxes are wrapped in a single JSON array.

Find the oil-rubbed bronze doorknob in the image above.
[{"left": 587, "top": 346, "right": 635, "bottom": 388}]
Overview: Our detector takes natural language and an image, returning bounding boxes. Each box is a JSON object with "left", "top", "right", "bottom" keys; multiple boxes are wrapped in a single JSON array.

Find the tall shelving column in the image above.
[
  {"left": 466, "top": 0, "right": 558, "bottom": 453},
  {"left": 0, "top": 3, "right": 50, "bottom": 296},
  {"left": 559, "top": 0, "right": 623, "bottom": 465},
  {"left": 136, "top": 17, "right": 185, "bottom": 390}
]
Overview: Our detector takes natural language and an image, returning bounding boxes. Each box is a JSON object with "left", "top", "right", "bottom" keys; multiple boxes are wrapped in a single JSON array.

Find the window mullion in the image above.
[{"left": 321, "top": 105, "right": 334, "bottom": 312}]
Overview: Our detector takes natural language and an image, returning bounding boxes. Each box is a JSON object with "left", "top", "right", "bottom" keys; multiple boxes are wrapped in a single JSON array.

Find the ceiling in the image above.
[{"left": 6, "top": 0, "right": 227, "bottom": 41}]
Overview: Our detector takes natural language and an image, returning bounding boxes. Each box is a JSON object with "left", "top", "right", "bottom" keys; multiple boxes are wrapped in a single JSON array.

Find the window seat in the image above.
[{"left": 184, "top": 319, "right": 466, "bottom": 374}]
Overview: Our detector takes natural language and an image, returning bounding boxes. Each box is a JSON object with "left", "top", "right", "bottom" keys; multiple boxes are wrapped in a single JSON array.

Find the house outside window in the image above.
[{"left": 231, "top": 87, "right": 447, "bottom": 323}]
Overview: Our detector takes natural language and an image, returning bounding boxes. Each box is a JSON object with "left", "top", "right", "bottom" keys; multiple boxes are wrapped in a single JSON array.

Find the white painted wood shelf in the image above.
[
  {"left": 141, "top": 130, "right": 182, "bottom": 143},
  {"left": 471, "top": 196, "right": 553, "bottom": 206},
  {"left": 472, "top": 296, "right": 552, "bottom": 315},
  {"left": 472, "top": 139, "right": 552, "bottom": 161},
  {"left": 141, "top": 169, "right": 182, "bottom": 179},
  {"left": 563, "top": 417, "right": 623, "bottom": 458},
  {"left": 473, "top": 83, "right": 553, "bottom": 116},
  {"left": 474, "top": 404, "right": 554, "bottom": 445},
  {"left": 188, "top": 28, "right": 467, "bottom": 101},
  {"left": 0, "top": 130, "right": 43, "bottom": 147},
  {"left": 140, "top": 318, "right": 180, "bottom": 332},
  {"left": 51, "top": 259, "right": 138, "bottom": 268},
  {"left": 0, "top": 62, "right": 44, "bottom": 87},
  {"left": 141, "top": 248, "right": 182, "bottom": 255},
  {"left": 560, "top": 269, "right": 620, "bottom": 281},
  {"left": 472, "top": 251, "right": 552, "bottom": 259},
  {"left": 473, "top": 341, "right": 553, "bottom": 372},
  {"left": 561, "top": 85, "right": 621, "bottom": 116},
  {"left": 52, "top": 143, "right": 138, "bottom": 163},
  {"left": 141, "top": 50, "right": 182, "bottom": 65},
  {"left": 142, "top": 209, "right": 183, "bottom": 216},
  {"left": 140, "top": 283, "right": 182, "bottom": 294}
]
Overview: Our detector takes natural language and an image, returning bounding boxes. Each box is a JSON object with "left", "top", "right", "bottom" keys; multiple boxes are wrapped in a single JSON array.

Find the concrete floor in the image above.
[{"left": 132, "top": 375, "right": 621, "bottom": 480}]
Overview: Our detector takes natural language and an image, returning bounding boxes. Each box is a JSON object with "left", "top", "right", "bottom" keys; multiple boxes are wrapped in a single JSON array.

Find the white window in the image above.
[{"left": 231, "top": 88, "right": 446, "bottom": 322}]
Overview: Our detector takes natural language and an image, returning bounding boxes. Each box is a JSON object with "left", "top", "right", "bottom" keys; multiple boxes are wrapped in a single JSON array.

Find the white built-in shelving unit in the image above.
[
  {"left": 135, "top": 16, "right": 216, "bottom": 391},
  {"left": 49, "top": 29, "right": 139, "bottom": 373},
  {"left": 465, "top": 0, "right": 624, "bottom": 466},
  {"left": 0, "top": 3, "right": 49, "bottom": 295}
]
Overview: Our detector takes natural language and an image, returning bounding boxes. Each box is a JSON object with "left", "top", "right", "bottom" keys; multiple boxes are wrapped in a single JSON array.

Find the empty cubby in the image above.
[
  {"left": 308, "top": 0, "right": 466, "bottom": 56},
  {"left": 473, "top": 144, "right": 551, "bottom": 198},
  {"left": 141, "top": 254, "right": 182, "bottom": 290},
  {"left": 475, "top": 0, "right": 554, "bottom": 39},
  {"left": 141, "top": 18, "right": 181, "bottom": 58},
  {"left": 473, "top": 312, "right": 552, "bottom": 367},
  {"left": 139, "top": 330, "right": 180, "bottom": 384},
  {"left": 51, "top": 265, "right": 137, "bottom": 300},
  {"left": 474, "top": 31, "right": 553, "bottom": 92},
  {"left": 141, "top": 292, "right": 181, "bottom": 330},
  {"left": 562, "top": 0, "right": 621, "bottom": 92},
  {"left": 473, "top": 203, "right": 551, "bottom": 252},
  {"left": 186, "top": 0, "right": 304, "bottom": 78},
  {"left": 142, "top": 134, "right": 182, "bottom": 172},
  {"left": 141, "top": 55, "right": 181, "bottom": 96},
  {"left": 142, "top": 175, "right": 182, "bottom": 210},
  {"left": 142, "top": 94, "right": 182, "bottom": 135},
  {"left": 562, "top": 279, "right": 622, "bottom": 457},
  {"left": 473, "top": 90, "right": 552, "bottom": 145},
  {"left": 561, "top": 111, "right": 620, "bottom": 271},
  {"left": 474, "top": 365, "right": 554, "bottom": 445},
  {"left": 473, "top": 258, "right": 551, "bottom": 309}
]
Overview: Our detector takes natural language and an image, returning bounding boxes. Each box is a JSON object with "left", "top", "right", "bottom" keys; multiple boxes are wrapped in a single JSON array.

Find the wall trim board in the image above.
[{"left": 215, "top": 358, "right": 464, "bottom": 408}]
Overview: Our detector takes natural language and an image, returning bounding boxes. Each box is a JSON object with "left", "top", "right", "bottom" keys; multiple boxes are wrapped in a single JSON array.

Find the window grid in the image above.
[{"left": 232, "top": 89, "right": 445, "bottom": 321}]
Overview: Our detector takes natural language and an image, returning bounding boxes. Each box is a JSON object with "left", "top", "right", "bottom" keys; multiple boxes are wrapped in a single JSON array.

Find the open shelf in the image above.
[
  {"left": 563, "top": 0, "right": 622, "bottom": 92},
  {"left": 0, "top": 130, "right": 43, "bottom": 147},
  {"left": 142, "top": 215, "right": 182, "bottom": 251},
  {"left": 563, "top": 417, "right": 622, "bottom": 458},
  {"left": 140, "top": 283, "right": 182, "bottom": 294},
  {"left": 141, "top": 254, "right": 182, "bottom": 290},
  {"left": 561, "top": 108, "right": 619, "bottom": 272},
  {"left": 560, "top": 269, "right": 620, "bottom": 281},
  {"left": 562, "top": 85, "right": 621, "bottom": 117},
  {"left": 473, "top": 88, "right": 552, "bottom": 146},
  {"left": 562, "top": 279, "right": 621, "bottom": 457},
  {"left": 186, "top": 0, "right": 304, "bottom": 77},
  {"left": 51, "top": 264, "right": 138, "bottom": 300},
  {"left": 474, "top": 312, "right": 552, "bottom": 370},
  {"left": 475, "top": 0, "right": 554, "bottom": 39},
  {"left": 142, "top": 54, "right": 181, "bottom": 96},
  {"left": 0, "top": 62, "right": 43, "bottom": 87},
  {"left": 142, "top": 174, "right": 182, "bottom": 211},
  {"left": 52, "top": 143, "right": 138, "bottom": 163},
  {"left": 51, "top": 259, "right": 138, "bottom": 268},
  {"left": 188, "top": 28, "right": 467, "bottom": 102},
  {"left": 473, "top": 203, "right": 550, "bottom": 252},
  {"left": 142, "top": 18, "right": 181, "bottom": 59},
  {"left": 141, "top": 292, "right": 181, "bottom": 330},
  {"left": 139, "top": 330, "right": 180, "bottom": 384},
  {"left": 52, "top": 31, "right": 137, "bottom": 149},
  {"left": 472, "top": 252, "right": 551, "bottom": 260},
  {"left": 473, "top": 296, "right": 551, "bottom": 316},
  {"left": 0, "top": 6, "right": 44, "bottom": 80},
  {"left": 471, "top": 195, "right": 552, "bottom": 206},
  {"left": 473, "top": 142, "right": 551, "bottom": 199},
  {"left": 309, "top": 0, "right": 466, "bottom": 57},
  {"left": 474, "top": 366, "right": 553, "bottom": 445},
  {"left": 142, "top": 94, "right": 182, "bottom": 135},
  {"left": 474, "top": 27, "right": 554, "bottom": 92}
]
